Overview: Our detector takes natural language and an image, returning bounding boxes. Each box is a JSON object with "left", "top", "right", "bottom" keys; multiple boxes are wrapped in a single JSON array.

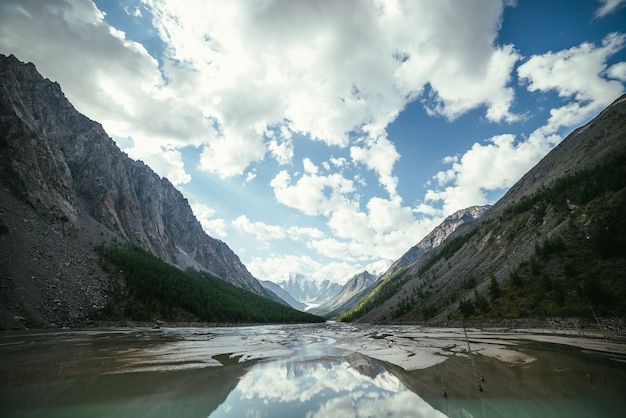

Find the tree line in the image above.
[{"left": 95, "top": 242, "right": 324, "bottom": 324}]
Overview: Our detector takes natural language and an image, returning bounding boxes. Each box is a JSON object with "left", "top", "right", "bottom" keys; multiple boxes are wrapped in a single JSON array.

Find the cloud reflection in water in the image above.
[{"left": 209, "top": 352, "right": 446, "bottom": 418}]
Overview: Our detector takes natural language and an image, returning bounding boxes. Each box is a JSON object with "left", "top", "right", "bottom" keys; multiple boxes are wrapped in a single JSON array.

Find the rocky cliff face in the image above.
[
  {"left": 381, "top": 205, "right": 490, "bottom": 280},
  {"left": 0, "top": 54, "right": 274, "bottom": 327}
]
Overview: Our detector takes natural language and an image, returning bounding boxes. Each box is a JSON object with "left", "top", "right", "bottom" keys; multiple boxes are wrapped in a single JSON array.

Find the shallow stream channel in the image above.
[{"left": 1, "top": 322, "right": 625, "bottom": 417}]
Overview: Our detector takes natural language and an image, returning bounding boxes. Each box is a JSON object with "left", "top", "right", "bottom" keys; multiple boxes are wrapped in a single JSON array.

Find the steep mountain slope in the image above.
[
  {"left": 277, "top": 273, "right": 342, "bottom": 307},
  {"left": 261, "top": 280, "right": 306, "bottom": 311},
  {"left": 382, "top": 205, "right": 490, "bottom": 280},
  {"left": 343, "top": 94, "right": 626, "bottom": 324},
  {"left": 0, "top": 54, "right": 283, "bottom": 327},
  {"left": 0, "top": 54, "right": 269, "bottom": 292},
  {"left": 312, "top": 206, "right": 488, "bottom": 319},
  {"left": 309, "top": 271, "right": 377, "bottom": 318}
]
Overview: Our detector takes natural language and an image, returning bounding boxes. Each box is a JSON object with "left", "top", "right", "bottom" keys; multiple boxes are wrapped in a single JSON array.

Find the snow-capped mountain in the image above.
[{"left": 277, "top": 273, "right": 342, "bottom": 307}]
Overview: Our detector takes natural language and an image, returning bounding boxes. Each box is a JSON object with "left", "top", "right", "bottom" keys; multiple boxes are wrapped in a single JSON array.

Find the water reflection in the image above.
[
  {"left": 209, "top": 351, "right": 446, "bottom": 418},
  {"left": 1, "top": 325, "right": 625, "bottom": 418}
]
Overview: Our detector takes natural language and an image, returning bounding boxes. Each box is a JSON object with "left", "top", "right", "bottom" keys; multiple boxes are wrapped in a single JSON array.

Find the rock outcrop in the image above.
[{"left": 0, "top": 54, "right": 277, "bottom": 327}]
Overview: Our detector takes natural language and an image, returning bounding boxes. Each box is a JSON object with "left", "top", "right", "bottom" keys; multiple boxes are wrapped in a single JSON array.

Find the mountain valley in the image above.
[
  {"left": 0, "top": 54, "right": 318, "bottom": 328},
  {"left": 1, "top": 53, "right": 625, "bottom": 330}
]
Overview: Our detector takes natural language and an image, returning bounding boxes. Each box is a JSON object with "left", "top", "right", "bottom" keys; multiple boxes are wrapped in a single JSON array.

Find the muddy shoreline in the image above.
[
  {"left": 1, "top": 323, "right": 626, "bottom": 417},
  {"left": 7, "top": 315, "right": 622, "bottom": 334}
]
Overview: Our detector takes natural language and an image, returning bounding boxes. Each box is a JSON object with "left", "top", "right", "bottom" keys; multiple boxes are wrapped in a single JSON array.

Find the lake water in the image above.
[{"left": 1, "top": 323, "right": 625, "bottom": 417}]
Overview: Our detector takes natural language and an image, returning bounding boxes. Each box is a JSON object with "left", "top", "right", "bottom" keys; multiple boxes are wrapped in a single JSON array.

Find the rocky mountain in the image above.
[
  {"left": 381, "top": 205, "right": 490, "bottom": 281},
  {"left": 309, "top": 271, "right": 377, "bottom": 318},
  {"left": 311, "top": 206, "right": 488, "bottom": 319},
  {"left": 260, "top": 280, "right": 306, "bottom": 311},
  {"left": 342, "top": 94, "right": 626, "bottom": 324},
  {"left": 0, "top": 54, "right": 280, "bottom": 328},
  {"left": 277, "top": 273, "right": 342, "bottom": 307}
]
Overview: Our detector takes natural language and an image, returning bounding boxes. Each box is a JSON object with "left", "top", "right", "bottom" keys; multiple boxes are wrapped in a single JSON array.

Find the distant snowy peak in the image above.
[
  {"left": 260, "top": 280, "right": 306, "bottom": 311},
  {"left": 277, "top": 273, "right": 341, "bottom": 305}
]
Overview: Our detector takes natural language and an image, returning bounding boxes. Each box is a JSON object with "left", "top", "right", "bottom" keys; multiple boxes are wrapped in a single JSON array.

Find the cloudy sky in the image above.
[{"left": 1, "top": 0, "right": 625, "bottom": 284}]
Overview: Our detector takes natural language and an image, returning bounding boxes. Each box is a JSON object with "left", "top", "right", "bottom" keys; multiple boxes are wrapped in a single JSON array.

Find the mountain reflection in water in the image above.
[
  {"left": 209, "top": 351, "right": 445, "bottom": 418},
  {"left": 1, "top": 323, "right": 625, "bottom": 417}
]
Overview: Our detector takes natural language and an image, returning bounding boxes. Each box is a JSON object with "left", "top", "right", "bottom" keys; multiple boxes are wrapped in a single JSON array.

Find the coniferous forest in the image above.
[{"left": 95, "top": 243, "right": 324, "bottom": 324}]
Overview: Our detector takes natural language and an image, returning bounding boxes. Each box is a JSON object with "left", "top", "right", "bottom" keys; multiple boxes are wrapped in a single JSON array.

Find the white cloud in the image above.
[
  {"left": 595, "top": 0, "right": 626, "bottom": 18},
  {"left": 268, "top": 138, "right": 294, "bottom": 165},
  {"left": 247, "top": 254, "right": 356, "bottom": 284},
  {"left": 329, "top": 157, "right": 347, "bottom": 168},
  {"left": 231, "top": 216, "right": 325, "bottom": 245},
  {"left": 425, "top": 133, "right": 556, "bottom": 215},
  {"left": 302, "top": 158, "right": 319, "bottom": 175},
  {"left": 0, "top": 0, "right": 521, "bottom": 189},
  {"left": 518, "top": 33, "right": 625, "bottom": 133},
  {"left": 287, "top": 226, "right": 325, "bottom": 241},
  {"left": 245, "top": 170, "right": 257, "bottom": 183},
  {"left": 232, "top": 215, "right": 286, "bottom": 242},
  {"left": 423, "top": 44, "right": 521, "bottom": 123},
  {"left": 189, "top": 202, "right": 228, "bottom": 237},
  {"left": 269, "top": 162, "right": 439, "bottom": 262},
  {"left": 270, "top": 167, "right": 355, "bottom": 217},
  {"left": 350, "top": 135, "right": 400, "bottom": 197},
  {"left": 366, "top": 197, "right": 415, "bottom": 234},
  {"left": 607, "top": 61, "right": 626, "bottom": 81},
  {"left": 138, "top": 0, "right": 520, "bottom": 189},
  {"left": 426, "top": 34, "right": 626, "bottom": 215},
  {"left": 309, "top": 197, "right": 437, "bottom": 261},
  {"left": 198, "top": 127, "right": 266, "bottom": 179}
]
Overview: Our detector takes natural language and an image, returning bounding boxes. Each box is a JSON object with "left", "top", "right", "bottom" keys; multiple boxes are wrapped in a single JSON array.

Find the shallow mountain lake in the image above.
[{"left": 1, "top": 322, "right": 625, "bottom": 417}]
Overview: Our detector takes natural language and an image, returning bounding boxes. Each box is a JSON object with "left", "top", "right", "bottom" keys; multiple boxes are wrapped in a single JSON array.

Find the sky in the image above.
[{"left": 1, "top": 0, "right": 625, "bottom": 284}]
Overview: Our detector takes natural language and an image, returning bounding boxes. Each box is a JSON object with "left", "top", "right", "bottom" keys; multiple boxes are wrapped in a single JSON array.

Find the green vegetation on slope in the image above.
[
  {"left": 338, "top": 268, "right": 411, "bottom": 322},
  {"left": 346, "top": 151, "right": 626, "bottom": 323},
  {"left": 95, "top": 242, "right": 324, "bottom": 324},
  {"left": 449, "top": 152, "right": 626, "bottom": 320},
  {"left": 339, "top": 228, "right": 479, "bottom": 322}
]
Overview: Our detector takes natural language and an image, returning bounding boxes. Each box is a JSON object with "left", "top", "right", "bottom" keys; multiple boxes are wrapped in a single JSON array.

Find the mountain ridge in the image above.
[
  {"left": 0, "top": 54, "right": 283, "bottom": 328},
  {"left": 381, "top": 205, "right": 491, "bottom": 281},
  {"left": 311, "top": 205, "right": 489, "bottom": 318},
  {"left": 309, "top": 271, "right": 377, "bottom": 318},
  {"left": 342, "top": 94, "right": 626, "bottom": 324},
  {"left": 260, "top": 280, "right": 306, "bottom": 311}
]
